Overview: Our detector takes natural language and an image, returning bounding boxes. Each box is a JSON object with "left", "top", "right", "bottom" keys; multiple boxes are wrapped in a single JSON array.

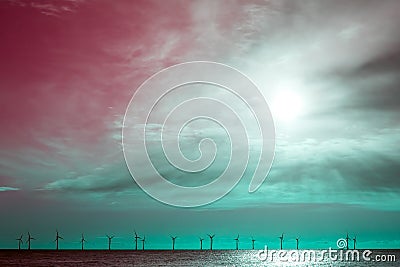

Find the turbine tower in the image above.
[
  {"left": 279, "top": 233, "right": 284, "bottom": 250},
  {"left": 251, "top": 237, "right": 256, "bottom": 250},
  {"left": 296, "top": 237, "right": 300, "bottom": 250},
  {"left": 16, "top": 234, "right": 23, "bottom": 250},
  {"left": 353, "top": 236, "right": 357, "bottom": 250},
  {"left": 234, "top": 234, "right": 239, "bottom": 250},
  {"left": 345, "top": 233, "right": 350, "bottom": 250},
  {"left": 26, "top": 232, "right": 35, "bottom": 250},
  {"left": 207, "top": 234, "right": 215, "bottom": 250},
  {"left": 80, "top": 233, "right": 86, "bottom": 251},
  {"left": 171, "top": 236, "right": 177, "bottom": 250},
  {"left": 199, "top": 237, "right": 204, "bottom": 250},
  {"left": 134, "top": 230, "right": 141, "bottom": 251},
  {"left": 141, "top": 235, "right": 146, "bottom": 250},
  {"left": 55, "top": 230, "right": 63, "bottom": 250},
  {"left": 106, "top": 235, "right": 114, "bottom": 250}
]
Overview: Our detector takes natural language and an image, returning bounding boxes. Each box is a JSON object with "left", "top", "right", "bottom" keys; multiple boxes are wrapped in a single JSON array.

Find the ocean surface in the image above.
[{"left": 0, "top": 249, "right": 398, "bottom": 266}]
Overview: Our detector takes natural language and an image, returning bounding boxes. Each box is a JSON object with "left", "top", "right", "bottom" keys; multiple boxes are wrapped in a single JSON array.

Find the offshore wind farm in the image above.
[
  {"left": 0, "top": 231, "right": 398, "bottom": 267},
  {"left": 6, "top": 231, "right": 358, "bottom": 251},
  {"left": 2, "top": 229, "right": 398, "bottom": 266},
  {"left": 6, "top": 228, "right": 393, "bottom": 266}
]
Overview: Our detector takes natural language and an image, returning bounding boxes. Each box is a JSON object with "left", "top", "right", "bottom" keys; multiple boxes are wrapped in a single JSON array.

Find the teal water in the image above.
[{"left": 0, "top": 249, "right": 398, "bottom": 266}]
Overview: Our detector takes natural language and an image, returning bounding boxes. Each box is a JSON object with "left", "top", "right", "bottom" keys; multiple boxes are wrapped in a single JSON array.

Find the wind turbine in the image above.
[
  {"left": 26, "top": 232, "right": 35, "bottom": 250},
  {"left": 106, "top": 235, "right": 114, "bottom": 250},
  {"left": 134, "top": 230, "right": 141, "bottom": 251},
  {"left": 55, "top": 230, "right": 63, "bottom": 250},
  {"left": 345, "top": 233, "right": 350, "bottom": 250},
  {"left": 199, "top": 237, "right": 204, "bottom": 250},
  {"left": 234, "top": 234, "right": 239, "bottom": 250},
  {"left": 296, "top": 237, "right": 300, "bottom": 250},
  {"left": 141, "top": 235, "right": 146, "bottom": 250},
  {"left": 279, "top": 233, "right": 284, "bottom": 250},
  {"left": 353, "top": 236, "right": 357, "bottom": 250},
  {"left": 80, "top": 233, "right": 86, "bottom": 251},
  {"left": 207, "top": 234, "right": 215, "bottom": 250},
  {"left": 251, "top": 237, "right": 256, "bottom": 250},
  {"left": 16, "top": 234, "right": 23, "bottom": 250},
  {"left": 171, "top": 236, "right": 177, "bottom": 250}
]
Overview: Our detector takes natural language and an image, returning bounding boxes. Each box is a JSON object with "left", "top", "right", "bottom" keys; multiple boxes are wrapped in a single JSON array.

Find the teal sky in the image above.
[{"left": 1, "top": 0, "right": 400, "bottom": 250}]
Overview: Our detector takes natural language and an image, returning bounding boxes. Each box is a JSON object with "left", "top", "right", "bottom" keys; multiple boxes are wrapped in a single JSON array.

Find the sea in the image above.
[{"left": 0, "top": 249, "right": 398, "bottom": 266}]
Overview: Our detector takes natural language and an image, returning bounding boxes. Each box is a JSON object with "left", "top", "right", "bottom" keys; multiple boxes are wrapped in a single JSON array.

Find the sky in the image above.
[{"left": 0, "top": 0, "right": 400, "bottom": 250}]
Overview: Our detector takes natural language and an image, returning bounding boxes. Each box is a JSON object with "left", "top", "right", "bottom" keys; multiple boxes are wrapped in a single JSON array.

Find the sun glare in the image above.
[{"left": 271, "top": 90, "right": 303, "bottom": 122}]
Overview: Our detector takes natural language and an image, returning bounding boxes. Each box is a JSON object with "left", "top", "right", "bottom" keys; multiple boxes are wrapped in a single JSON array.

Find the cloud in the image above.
[
  {"left": 236, "top": 128, "right": 400, "bottom": 210},
  {"left": 7, "top": 0, "right": 85, "bottom": 17},
  {"left": 43, "top": 159, "right": 134, "bottom": 193},
  {"left": 44, "top": 174, "right": 130, "bottom": 193},
  {"left": 0, "top": 187, "right": 19, "bottom": 192},
  {"left": 1, "top": 0, "right": 399, "bottom": 213},
  {"left": 322, "top": 50, "right": 400, "bottom": 115}
]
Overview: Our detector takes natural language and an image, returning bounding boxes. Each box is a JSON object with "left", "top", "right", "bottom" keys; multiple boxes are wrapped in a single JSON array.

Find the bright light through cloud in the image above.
[{"left": 271, "top": 90, "right": 304, "bottom": 122}]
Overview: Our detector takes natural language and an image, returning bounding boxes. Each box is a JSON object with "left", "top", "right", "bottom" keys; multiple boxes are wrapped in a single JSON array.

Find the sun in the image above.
[{"left": 271, "top": 90, "right": 303, "bottom": 122}]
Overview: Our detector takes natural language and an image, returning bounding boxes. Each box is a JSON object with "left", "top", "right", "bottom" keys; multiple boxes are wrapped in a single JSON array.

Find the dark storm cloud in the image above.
[
  {"left": 272, "top": 138, "right": 400, "bottom": 193},
  {"left": 358, "top": 49, "right": 400, "bottom": 76},
  {"left": 319, "top": 49, "right": 400, "bottom": 114}
]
